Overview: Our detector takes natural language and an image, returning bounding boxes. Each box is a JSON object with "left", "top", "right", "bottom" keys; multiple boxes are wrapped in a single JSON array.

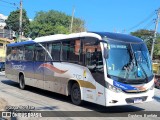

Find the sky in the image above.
[{"left": 0, "top": 0, "right": 160, "bottom": 34}]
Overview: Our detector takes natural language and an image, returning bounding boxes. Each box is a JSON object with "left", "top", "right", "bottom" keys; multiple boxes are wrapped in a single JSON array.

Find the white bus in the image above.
[{"left": 5, "top": 32, "right": 154, "bottom": 106}]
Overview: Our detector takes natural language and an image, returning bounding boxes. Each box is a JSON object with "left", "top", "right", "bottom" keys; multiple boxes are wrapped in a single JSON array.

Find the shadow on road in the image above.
[{"left": 1, "top": 80, "right": 144, "bottom": 114}]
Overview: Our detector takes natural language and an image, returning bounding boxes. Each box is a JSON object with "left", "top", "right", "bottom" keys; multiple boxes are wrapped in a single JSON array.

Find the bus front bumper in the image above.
[{"left": 105, "top": 88, "right": 154, "bottom": 106}]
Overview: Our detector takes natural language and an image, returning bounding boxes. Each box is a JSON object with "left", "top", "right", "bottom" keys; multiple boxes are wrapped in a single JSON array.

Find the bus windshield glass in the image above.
[{"left": 105, "top": 40, "right": 153, "bottom": 82}]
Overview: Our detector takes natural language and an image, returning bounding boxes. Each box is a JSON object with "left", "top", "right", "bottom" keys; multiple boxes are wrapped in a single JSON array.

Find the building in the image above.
[
  {"left": 0, "top": 14, "right": 14, "bottom": 62},
  {"left": 0, "top": 14, "right": 7, "bottom": 29},
  {"left": 0, "top": 37, "right": 14, "bottom": 62}
]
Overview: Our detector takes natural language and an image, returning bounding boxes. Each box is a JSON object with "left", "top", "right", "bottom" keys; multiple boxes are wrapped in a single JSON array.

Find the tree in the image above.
[
  {"left": 28, "top": 10, "right": 85, "bottom": 39},
  {"left": 131, "top": 29, "right": 160, "bottom": 59},
  {"left": 5, "top": 9, "right": 30, "bottom": 37}
]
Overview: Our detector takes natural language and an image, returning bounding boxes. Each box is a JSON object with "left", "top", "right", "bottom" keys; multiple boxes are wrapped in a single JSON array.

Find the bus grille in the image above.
[
  {"left": 125, "top": 96, "right": 147, "bottom": 103},
  {"left": 123, "top": 89, "right": 148, "bottom": 94}
]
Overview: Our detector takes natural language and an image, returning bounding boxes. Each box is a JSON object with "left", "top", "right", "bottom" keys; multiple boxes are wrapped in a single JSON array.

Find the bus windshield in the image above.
[{"left": 105, "top": 40, "right": 153, "bottom": 83}]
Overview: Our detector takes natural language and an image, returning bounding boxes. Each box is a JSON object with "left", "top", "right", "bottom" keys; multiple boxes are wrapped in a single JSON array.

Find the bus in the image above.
[{"left": 5, "top": 32, "right": 154, "bottom": 106}]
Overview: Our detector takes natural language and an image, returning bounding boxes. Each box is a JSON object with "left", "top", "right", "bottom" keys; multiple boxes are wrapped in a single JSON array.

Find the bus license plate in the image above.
[{"left": 134, "top": 98, "right": 142, "bottom": 103}]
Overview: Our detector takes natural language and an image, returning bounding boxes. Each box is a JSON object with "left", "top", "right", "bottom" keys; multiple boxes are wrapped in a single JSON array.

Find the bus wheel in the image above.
[
  {"left": 19, "top": 75, "right": 25, "bottom": 90},
  {"left": 71, "top": 83, "right": 82, "bottom": 105}
]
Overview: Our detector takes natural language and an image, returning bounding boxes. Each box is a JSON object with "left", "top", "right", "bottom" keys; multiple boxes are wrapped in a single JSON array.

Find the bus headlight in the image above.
[{"left": 106, "top": 82, "right": 122, "bottom": 93}]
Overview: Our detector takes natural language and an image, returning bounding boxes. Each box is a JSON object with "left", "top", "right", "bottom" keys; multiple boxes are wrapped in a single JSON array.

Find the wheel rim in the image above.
[
  {"left": 20, "top": 76, "right": 24, "bottom": 88},
  {"left": 73, "top": 87, "right": 80, "bottom": 100}
]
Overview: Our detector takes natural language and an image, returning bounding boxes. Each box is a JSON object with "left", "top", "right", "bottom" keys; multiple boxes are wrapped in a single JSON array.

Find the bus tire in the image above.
[
  {"left": 19, "top": 75, "right": 25, "bottom": 90},
  {"left": 71, "top": 83, "right": 82, "bottom": 105}
]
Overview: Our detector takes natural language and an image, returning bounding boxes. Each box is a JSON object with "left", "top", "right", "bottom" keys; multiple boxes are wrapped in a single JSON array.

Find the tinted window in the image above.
[
  {"left": 81, "top": 37, "right": 102, "bottom": 67},
  {"left": 35, "top": 43, "right": 45, "bottom": 61},
  {"left": 62, "top": 41, "right": 69, "bottom": 61},
  {"left": 6, "top": 47, "right": 12, "bottom": 61},
  {"left": 46, "top": 42, "right": 61, "bottom": 61},
  {"left": 24, "top": 44, "right": 34, "bottom": 61},
  {"left": 62, "top": 39, "right": 80, "bottom": 62},
  {"left": 17, "top": 47, "right": 24, "bottom": 60},
  {"left": 10, "top": 47, "right": 18, "bottom": 60}
]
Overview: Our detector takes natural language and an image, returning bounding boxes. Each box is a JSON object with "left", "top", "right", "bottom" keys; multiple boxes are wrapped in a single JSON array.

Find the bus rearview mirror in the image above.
[
  {"left": 104, "top": 48, "right": 109, "bottom": 59},
  {"left": 103, "top": 43, "right": 109, "bottom": 59}
]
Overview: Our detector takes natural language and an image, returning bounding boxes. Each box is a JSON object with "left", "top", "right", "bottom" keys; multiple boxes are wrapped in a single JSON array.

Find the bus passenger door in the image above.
[
  {"left": 34, "top": 43, "right": 45, "bottom": 89},
  {"left": 83, "top": 37, "right": 106, "bottom": 106}
]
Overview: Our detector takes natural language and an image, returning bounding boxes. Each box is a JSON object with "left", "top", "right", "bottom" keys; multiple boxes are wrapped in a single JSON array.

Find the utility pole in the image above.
[
  {"left": 151, "top": 8, "right": 160, "bottom": 60},
  {"left": 70, "top": 7, "right": 75, "bottom": 33},
  {"left": 19, "top": 0, "right": 23, "bottom": 42}
]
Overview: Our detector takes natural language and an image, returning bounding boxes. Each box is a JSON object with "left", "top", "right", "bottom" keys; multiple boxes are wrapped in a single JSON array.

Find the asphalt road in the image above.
[{"left": 0, "top": 74, "right": 159, "bottom": 120}]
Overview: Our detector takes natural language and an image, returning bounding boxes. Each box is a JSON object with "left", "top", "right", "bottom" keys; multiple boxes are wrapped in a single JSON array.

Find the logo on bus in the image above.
[{"left": 12, "top": 65, "right": 25, "bottom": 70}]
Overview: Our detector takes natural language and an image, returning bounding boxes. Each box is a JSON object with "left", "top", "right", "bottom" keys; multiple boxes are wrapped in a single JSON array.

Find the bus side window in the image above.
[
  {"left": 82, "top": 37, "right": 103, "bottom": 71},
  {"left": 24, "top": 45, "right": 34, "bottom": 61},
  {"left": 35, "top": 43, "right": 45, "bottom": 61},
  {"left": 62, "top": 41, "right": 69, "bottom": 61},
  {"left": 17, "top": 47, "right": 24, "bottom": 61},
  {"left": 51, "top": 42, "right": 61, "bottom": 61},
  {"left": 46, "top": 43, "right": 52, "bottom": 61},
  {"left": 6, "top": 47, "right": 12, "bottom": 61},
  {"left": 62, "top": 39, "right": 80, "bottom": 63},
  {"left": 10, "top": 47, "right": 18, "bottom": 61},
  {"left": 46, "top": 42, "right": 61, "bottom": 61},
  {"left": 68, "top": 40, "right": 79, "bottom": 62}
]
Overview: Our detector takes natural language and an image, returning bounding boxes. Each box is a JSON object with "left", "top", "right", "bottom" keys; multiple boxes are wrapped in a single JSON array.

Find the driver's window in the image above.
[{"left": 82, "top": 37, "right": 103, "bottom": 72}]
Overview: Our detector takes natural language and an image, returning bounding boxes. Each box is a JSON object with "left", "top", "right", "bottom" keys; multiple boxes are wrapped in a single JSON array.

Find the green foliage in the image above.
[
  {"left": 131, "top": 29, "right": 160, "bottom": 58},
  {"left": 28, "top": 10, "right": 85, "bottom": 39},
  {"left": 5, "top": 9, "right": 30, "bottom": 37}
]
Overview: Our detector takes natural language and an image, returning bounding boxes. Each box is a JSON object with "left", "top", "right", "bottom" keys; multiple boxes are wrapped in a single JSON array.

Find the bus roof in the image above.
[
  {"left": 7, "top": 32, "right": 102, "bottom": 47},
  {"left": 7, "top": 40, "right": 35, "bottom": 47},
  {"left": 34, "top": 32, "right": 102, "bottom": 42},
  {"left": 94, "top": 32, "right": 143, "bottom": 43},
  {"left": 7, "top": 32, "right": 144, "bottom": 47}
]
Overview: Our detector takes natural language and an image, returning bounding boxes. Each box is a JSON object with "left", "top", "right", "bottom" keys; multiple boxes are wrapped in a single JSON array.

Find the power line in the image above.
[
  {"left": 143, "top": 19, "right": 154, "bottom": 29},
  {"left": 0, "top": 0, "right": 17, "bottom": 6},
  {"left": 0, "top": 4, "right": 18, "bottom": 9},
  {"left": 126, "top": 10, "right": 156, "bottom": 32}
]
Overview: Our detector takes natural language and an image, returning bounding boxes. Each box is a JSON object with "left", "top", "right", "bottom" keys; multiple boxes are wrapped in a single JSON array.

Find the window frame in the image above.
[
  {"left": 45, "top": 41, "right": 61, "bottom": 62},
  {"left": 35, "top": 43, "right": 46, "bottom": 62},
  {"left": 61, "top": 38, "right": 81, "bottom": 63},
  {"left": 24, "top": 44, "right": 35, "bottom": 61}
]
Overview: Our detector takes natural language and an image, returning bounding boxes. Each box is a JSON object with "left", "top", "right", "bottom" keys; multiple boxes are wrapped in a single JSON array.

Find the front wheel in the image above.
[
  {"left": 71, "top": 83, "right": 82, "bottom": 105},
  {"left": 19, "top": 75, "right": 25, "bottom": 90}
]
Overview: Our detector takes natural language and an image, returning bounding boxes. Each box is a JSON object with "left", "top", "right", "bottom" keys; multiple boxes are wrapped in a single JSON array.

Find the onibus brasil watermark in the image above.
[{"left": 2, "top": 105, "right": 42, "bottom": 118}]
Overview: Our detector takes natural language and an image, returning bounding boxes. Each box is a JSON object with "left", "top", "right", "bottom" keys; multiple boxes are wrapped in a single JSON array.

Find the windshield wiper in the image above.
[
  {"left": 130, "top": 44, "right": 148, "bottom": 83},
  {"left": 123, "top": 44, "right": 135, "bottom": 79},
  {"left": 137, "top": 62, "right": 148, "bottom": 83}
]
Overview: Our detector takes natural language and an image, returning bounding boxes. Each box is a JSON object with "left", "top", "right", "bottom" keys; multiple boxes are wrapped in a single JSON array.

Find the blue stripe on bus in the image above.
[
  {"left": 7, "top": 40, "right": 35, "bottom": 47},
  {"left": 113, "top": 81, "right": 137, "bottom": 91}
]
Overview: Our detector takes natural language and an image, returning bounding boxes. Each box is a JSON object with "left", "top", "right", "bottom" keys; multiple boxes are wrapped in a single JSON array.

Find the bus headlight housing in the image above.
[
  {"left": 106, "top": 82, "right": 122, "bottom": 93},
  {"left": 149, "top": 84, "right": 154, "bottom": 90}
]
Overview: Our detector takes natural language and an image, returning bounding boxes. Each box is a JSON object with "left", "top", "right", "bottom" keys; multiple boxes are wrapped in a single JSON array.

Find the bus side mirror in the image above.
[{"left": 104, "top": 48, "right": 109, "bottom": 59}]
